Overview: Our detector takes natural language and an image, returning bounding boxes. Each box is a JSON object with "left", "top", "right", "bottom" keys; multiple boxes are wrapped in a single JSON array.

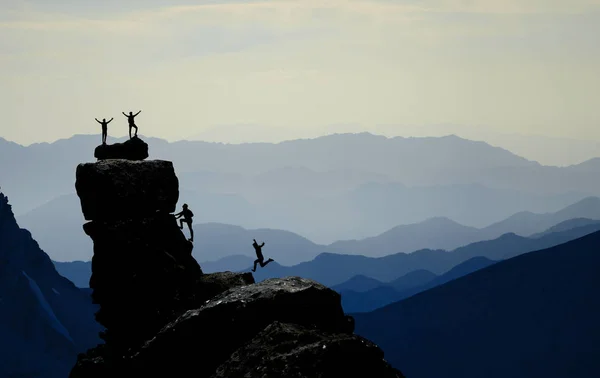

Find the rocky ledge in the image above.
[
  {"left": 94, "top": 136, "right": 149, "bottom": 161},
  {"left": 72, "top": 276, "right": 404, "bottom": 378}
]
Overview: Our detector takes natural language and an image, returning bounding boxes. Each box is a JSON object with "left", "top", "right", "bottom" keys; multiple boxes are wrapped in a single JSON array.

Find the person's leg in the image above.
[
  {"left": 179, "top": 219, "right": 184, "bottom": 229},
  {"left": 133, "top": 125, "right": 138, "bottom": 137},
  {"left": 187, "top": 222, "right": 194, "bottom": 242},
  {"left": 259, "top": 258, "right": 274, "bottom": 268},
  {"left": 252, "top": 259, "right": 260, "bottom": 272},
  {"left": 262, "top": 258, "right": 274, "bottom": 267},
  {"left": 129, "top": 126, "right": 132, "bottom": 139}
]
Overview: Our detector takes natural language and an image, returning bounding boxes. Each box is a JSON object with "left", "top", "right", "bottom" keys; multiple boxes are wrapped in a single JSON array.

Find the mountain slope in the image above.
[
  {"left": 53, "top": 261, "right": 92, "bottom": 288},
  {"left": 328, "top": 217, "right": 481, "bottom": 256},
  {"left": 529, "top": 218, "right": 600, "bottom": 238},
  {"left": 249, "top": 221, "right": 600, "bottom": 286},
  {"left": 327, "top": 196, "right": 600, "bottom": 256},
  {"left": 200, "top": 255, "right": 256, "bottom": 274},
  {"left": 354, "top": 230, "right": 600, "bottom": 378},
  {"left": 331, "top": 275, "right": 386, "bottom": 293},
  {"left": 0, "top": 191, "right": 102, "bottom": 378},
  {"left": 481, "top": 197, "right": 600, "bottom": 237},
  {"left": 338, "top": 257, "right": 495, "bottom": 313}
]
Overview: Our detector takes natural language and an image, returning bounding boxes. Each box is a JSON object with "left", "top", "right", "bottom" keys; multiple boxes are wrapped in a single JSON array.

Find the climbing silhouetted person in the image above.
[
  {"left": 95, "top": 117, "right": 113, "bottom": 144},
  {"left": 175, "top": 203, "right": 194, "bottom": 242},
  {"left": 251, "top": 239, "right": 274, "bottom": 272},
  {"left": 122, "top": 110, "right": 141, "bottom": 139}
]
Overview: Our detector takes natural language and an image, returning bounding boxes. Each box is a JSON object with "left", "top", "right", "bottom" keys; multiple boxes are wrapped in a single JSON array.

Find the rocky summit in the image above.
[
  {"left": 70, "top": 145, "right": 404, "bottom": 377},
  {"left": 94, "top": 136, "right": 149, "bottom": 161}
]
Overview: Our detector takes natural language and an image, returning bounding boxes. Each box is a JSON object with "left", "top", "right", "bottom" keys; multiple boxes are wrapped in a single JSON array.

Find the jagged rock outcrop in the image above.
[
  {"left": 131, "top": 277, "right": 356, "bottom": 377},
  {"left": 195, "top": 271, "right": 255, "bottom": 304},
  {"left": 94, "top": 136, "right": 149, "bottom": 161},
  {"left": 76, "top": 159, "right": 179, "bottom": 221},
  {"left": 75, "top": 158, "right": 200, "bottom": 355},
  {"left": 70, "top": 146, "right": 403, "bottom": 378},
  {"left": 0, "top": 191, "right": 102, "bottom": 378},
  {"left": 212, "top": 321, "right": 404, "bottom": 378}
]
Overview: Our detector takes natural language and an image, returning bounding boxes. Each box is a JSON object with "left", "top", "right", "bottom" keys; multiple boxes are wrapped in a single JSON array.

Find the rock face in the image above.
[
  {"left": 84, "top": 213, "right": 202, "bottom": 352},
  {"left": 212, "top": 321, "right": 404, "bottom": 378},
  {"left": 76, "top": 159, "right": 179, "bottom": 221},
  {"left": 94, "top": 136, "right": 149, "bottom": 161},
  {"left": 70, "top": 148, "right": 403, "bottom": 377},
  {"left": 74, "top": 158, "right": 200, "bottom": 356},
  {"left": 131, "top": 277, "right": 356, "bottom": 377}
]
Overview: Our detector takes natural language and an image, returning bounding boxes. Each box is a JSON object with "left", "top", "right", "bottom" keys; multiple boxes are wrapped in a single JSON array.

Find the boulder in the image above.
[
  {"left": 196, "top": 271, "right": 255, "bottom": 304},
  {"left": 212, "top": 321, "right": 405, "bottom": 378},
  {"left": 130, "top": 277, "right": 354, "bottom": 377},
  {"left": 94, "top": 137, "right": 149, "bottom": 161},
  {"left": 75, "top": 159, "right": 179, "bottom": 221}
]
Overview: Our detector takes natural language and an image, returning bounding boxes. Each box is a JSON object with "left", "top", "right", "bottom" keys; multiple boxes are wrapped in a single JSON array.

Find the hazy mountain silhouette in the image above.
[
  {"left": 386, "top": 269, "right": 439, "bottom": 291},
  {"left": 529, "top": 218, "right": 600, "bottom": 238},
  {"left": 569, "top": 157, "right": 600, "bottom": 172},
  {"left": 354, "top": 230, "right": 600, "bottom": 378},
  {"left": 329, "top": 217, "right": 480, "bottom": 257},
  {"left": 331, "top": 275, "right": 386, "bottom": 293},
  {"left": 18, "top": 193, "right": 600, "bottom": 263},
  {"left": 55, "top": 219, "right": 600, "bottom": 288},
  {"left": 333, "top": 270, "right": 438, "bottom": 295},
  {"left": 17, "top": 194, "right": 92, "bottom": 262},
  {"left": 328, "top": 197, "right": 600, "bottom": 256},
  {"left": 0, "top": 191, "right": 102, "bottom": 378},
  {"left": 191, "top": 223, "right": 323, "bottom": 265},
  {"left": 52, "top": 261, "right": 92, "bottom": 288},
  {"left": 337, "top": 257, "right": 496, "bottom": 313},
  {"left": 248, "top": 222, "right": 600, "bottom": 286},
  {"left": 200, "top": 255, "right": 255, "bottom": 274},
  {"left": 4, "top": 133, "right": 599, "bottom": 244},
  {"left": 481, "top": 196, "right": 600, "bottom": 237}
]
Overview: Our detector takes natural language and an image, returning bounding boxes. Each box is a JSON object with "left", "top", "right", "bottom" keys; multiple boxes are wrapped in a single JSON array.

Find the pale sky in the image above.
[{"left": 1, "top": 0, "right": 599, "bottom": 147}]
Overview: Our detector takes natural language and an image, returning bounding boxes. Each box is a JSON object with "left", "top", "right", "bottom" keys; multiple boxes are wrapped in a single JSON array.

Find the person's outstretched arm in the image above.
[
  {"left": 95, "top": 118, "right": 101, "bottom": 123},
  {"left": 108, "top": 118, "right": 114, "bottom": 123},
  {"left": 174, "top": 211, "right": 182, "bottom": 218},
  {"left": 122, "top": 112, "right": 127, "bottom": 117},
  {"left": 261, "top": 242, "right": 265, "bottom": 247},
  {"left": 134, "top": 110, "right": 141, "bottom": 116}
]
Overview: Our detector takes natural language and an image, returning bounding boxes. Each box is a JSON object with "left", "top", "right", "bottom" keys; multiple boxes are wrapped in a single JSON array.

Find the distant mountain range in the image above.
[
  {"left": 336, "top": 257, "right": 497, "bottom": 313},
  {"left": 328, "top": 198, "right": 600, "bottom": 256},
  {"left": 54, "top": 217, "right": 600, "bottom": 290},
  {"left": 0, "top": 192, "right": 102, "bottom": 378},
  {"left": 19, "top": 193, "right": 600, "bottom": 263},
  {"left": 247, "top": 220, "right": 600, "bottom": 286},
  {"left": 4, "top": 132, "right": 600, "bottom": 245},
  {"left": 353, "top": 230, "right": 600, "bottom": 378}
]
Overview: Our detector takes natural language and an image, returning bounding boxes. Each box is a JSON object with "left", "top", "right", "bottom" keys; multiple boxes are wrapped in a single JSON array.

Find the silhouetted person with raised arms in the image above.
[
  {"left": 95, "top": 117, "right": 113, "bottom": 144},
  {"left": 251, "top": 239, "right": 274, "bottom": 272},
  {"left": 122, "top": 110, "right": 141, "bottom": 139},
  {"left": 175, "top": 203, "right": 194, "bottom": 242}
]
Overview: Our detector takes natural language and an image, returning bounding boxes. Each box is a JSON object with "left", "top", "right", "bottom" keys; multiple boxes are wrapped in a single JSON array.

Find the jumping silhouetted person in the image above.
[
  {"left": 251, "top": 239, "right": 274, "bottom": 272},
  {"left": 95, "top": 117, "right": 113, "bottom": 144},
  {"left": 175, "top": 203, "right": 194, "bottom": 242},
  {"left": 122, "top": 110, "right": 141, "bottom": 139}
]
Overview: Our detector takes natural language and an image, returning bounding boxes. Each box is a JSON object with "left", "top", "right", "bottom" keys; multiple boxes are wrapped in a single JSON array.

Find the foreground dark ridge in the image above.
[
  {"left": 354, "top": 229, "right": 600, "bottom": 378},
  {"left": 70, "top": 138, "right": 404, "bottom": 377},
  {"left": 0, "top": 191, "right": 102, "bottom": 378}
]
